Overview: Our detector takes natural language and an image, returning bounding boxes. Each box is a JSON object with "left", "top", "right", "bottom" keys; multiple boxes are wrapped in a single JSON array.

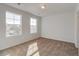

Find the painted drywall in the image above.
[
  {"left": 41, "top": 12, "right": 75, "bottom": 43},
  {"left": 0, "top": 4, "right": 41, "bottom": 50},
  {"left": 76, "top": 15, "right": 79, "bottom": 47},
  {"left": 74, "top": 3, "right": 79, "bottom": 47}
]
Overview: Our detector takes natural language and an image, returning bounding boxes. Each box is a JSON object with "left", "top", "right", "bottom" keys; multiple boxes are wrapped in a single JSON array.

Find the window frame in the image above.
[
  {"left": 30, "top": 17, "right": 37, "bottom": 34},
  {"left": 6, "top": 11, "right": 22, "bottom": 37}
]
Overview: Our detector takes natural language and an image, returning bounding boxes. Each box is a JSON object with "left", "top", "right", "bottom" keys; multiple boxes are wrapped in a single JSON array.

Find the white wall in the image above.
[
  {"left": 74, "top": 4, "right": 79, "bottom": 53},
  {"left": 41, "top": 12, "right": 75, "bottom": 43},
  {"left": 0, "top": 4, "right": 41, "bottom": 50},
  {"left": 76, "top": 15, "right": 79, "bottom": 46},
  {"left": 75, "top": 4, "right": 79, "bottom": 47}
]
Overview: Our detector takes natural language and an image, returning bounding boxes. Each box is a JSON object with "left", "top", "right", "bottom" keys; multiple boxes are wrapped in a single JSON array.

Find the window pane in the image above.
[
  {"left": 30, "top": 25, "right": 37, "bottom": 33},
  {"left": 6, "top": 18, "right": 14, "bottom": 24},
  {"left": 6, "top": 12, "right": 14, "bottom": 19},
  {"left": 14, "top": 14, "right": 21, "bottom": 24},
  {"left": 6, "top": 11, "right": 22, "bottom": 37},
  {"left": 14, "top": 14, "right": 21, "bottom": 20},
  {"left": 30, "top": 18, "right": 37, "bottom": 33},
  {"left": 14, "top": 19, "right": 21, "bottom": 24},
  {"left": 6, "top": 24, "right": 21, "bottom": 37},
  {"left": 31, "top": 18, "right": 37, "bottom": 25}
]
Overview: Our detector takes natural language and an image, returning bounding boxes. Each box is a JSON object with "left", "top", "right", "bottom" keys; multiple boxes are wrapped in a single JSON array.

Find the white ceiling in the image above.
[{"left": 6, "top": 3, "right": 77, "bottom": 17}]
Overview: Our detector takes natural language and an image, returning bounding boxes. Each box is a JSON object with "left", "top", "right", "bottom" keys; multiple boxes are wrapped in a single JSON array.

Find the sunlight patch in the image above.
[
  {"left": 32, "top": 52, "right": 39, "bottom": 56},
  {"left": 26, "top": 42, "right": 39, "bottom": 56},
  {"left": 5, "top": 54, "right": 10, "bottom": 56}
]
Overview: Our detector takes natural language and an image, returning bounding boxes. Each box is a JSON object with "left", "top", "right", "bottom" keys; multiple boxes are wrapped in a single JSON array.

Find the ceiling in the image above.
[{"left": 6, "top": 3, "right": 77, "bottom": 17}]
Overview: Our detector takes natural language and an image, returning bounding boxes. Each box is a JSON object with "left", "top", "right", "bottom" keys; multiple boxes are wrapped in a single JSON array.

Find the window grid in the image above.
[
  {"left": 30, "top": 18, "right": 37, "bottom": 34},
  {"left": 6, "top": 11, "right": 22, "bottom": 37}
]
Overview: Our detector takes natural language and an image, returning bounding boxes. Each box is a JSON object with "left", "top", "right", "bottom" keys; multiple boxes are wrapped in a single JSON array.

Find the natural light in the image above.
[
  {"left": 30, "top": 18, "right": 37, "bottom": 34},
  {"left": 32, "top": 52, "right": 39, "bottom": 56},
  {"left": 5, "top": 54, "right": 10, "bottom": 56},
  {"left": 26, "top": 42, "right": 39, "bottom": 56},
  {"left": 6, "top": 11, "right": 22, "bottom": 37}
]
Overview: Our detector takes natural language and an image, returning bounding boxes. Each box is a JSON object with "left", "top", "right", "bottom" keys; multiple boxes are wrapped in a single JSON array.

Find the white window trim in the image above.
[
  {"left": 30, "top": 18, "right": 37, "bottom": 34},
  {"left": 6, "top": 11, "right": 22, "bottom": 37}
]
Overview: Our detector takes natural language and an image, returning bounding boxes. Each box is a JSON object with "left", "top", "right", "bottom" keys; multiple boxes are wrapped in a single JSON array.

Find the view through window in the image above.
[
  {"left": 6, "top": 11, "right": 22, "bottom": 37},
  {"left": 30, "top": 18, "right": 37, "bottom": 33}
]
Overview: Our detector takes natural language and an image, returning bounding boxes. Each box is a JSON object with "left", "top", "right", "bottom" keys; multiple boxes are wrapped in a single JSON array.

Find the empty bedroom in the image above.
[{"left": 0, "top": 3, "right": 79, "bottom": 56}]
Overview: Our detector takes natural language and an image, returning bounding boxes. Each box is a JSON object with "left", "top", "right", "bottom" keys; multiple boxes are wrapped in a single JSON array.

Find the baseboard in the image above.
[
  {"left": 41, "top": 36, "right": 75, "bottom": 44},
  {"left": 0, "top": 36, "right": 77, "bottom": 51},
  {"left": 0, "top": 37, "right": 40, "bottom": 51}
]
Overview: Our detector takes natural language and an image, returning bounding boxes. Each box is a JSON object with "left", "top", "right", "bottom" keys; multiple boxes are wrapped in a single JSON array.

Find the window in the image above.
[
  {"left": 6, "top": 11, "right": 22, "bottom": 37},
  {"left": 30, "top": 18, "right": 37, "bottom": 33}
]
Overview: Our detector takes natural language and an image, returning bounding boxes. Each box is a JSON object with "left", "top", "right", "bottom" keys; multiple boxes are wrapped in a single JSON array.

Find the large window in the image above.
[
  {"left": 6, "top": 11, "right": 22, "bottom": 37},
  {"left": 30, "top": 18, "right": 37, "bottom": 33}
]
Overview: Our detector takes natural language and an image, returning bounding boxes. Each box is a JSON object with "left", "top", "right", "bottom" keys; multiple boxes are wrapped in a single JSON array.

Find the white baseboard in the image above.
[
  {"left": 0, "top": 37, "right": 40, "bottom": 51},
  {"left": 41, "top": 36, "right": 75, "bottom": 44}
]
